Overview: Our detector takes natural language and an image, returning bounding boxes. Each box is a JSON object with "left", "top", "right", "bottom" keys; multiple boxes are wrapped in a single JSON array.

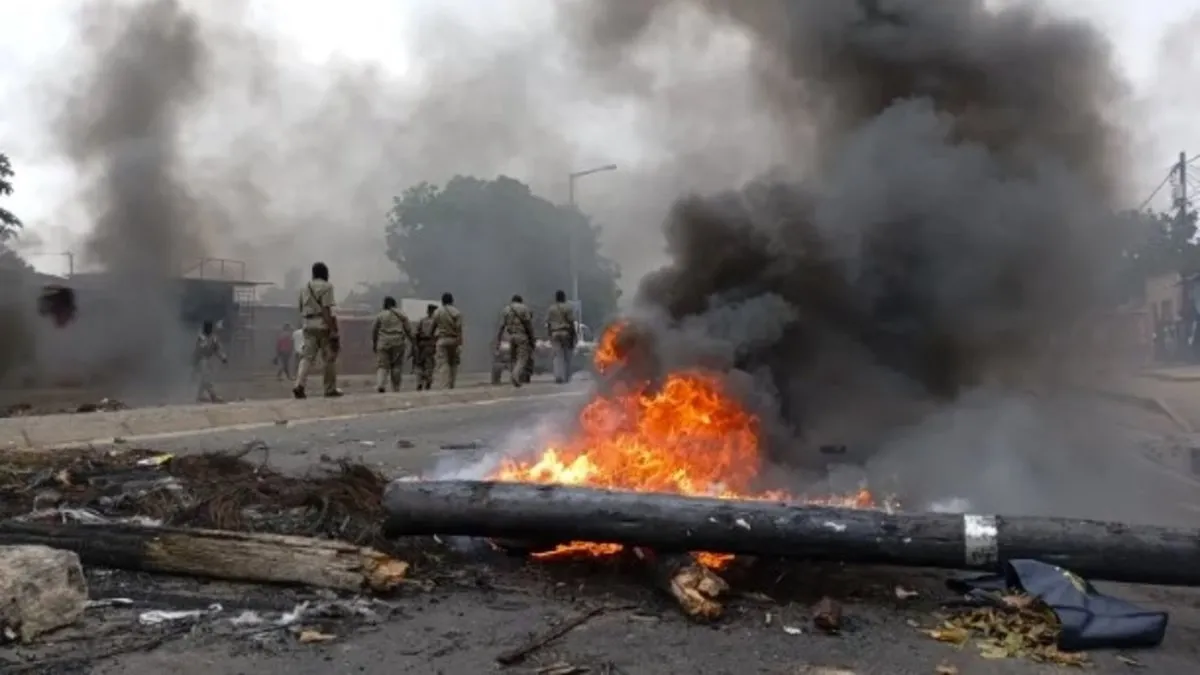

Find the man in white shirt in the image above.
[{"left": 291, "top": 326, "right": 304, "bottom": 379}]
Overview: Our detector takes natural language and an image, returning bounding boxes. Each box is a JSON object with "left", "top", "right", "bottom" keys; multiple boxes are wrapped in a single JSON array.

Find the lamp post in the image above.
[{"left": 567, "top": 164, "right": 617, "bottom": 325}]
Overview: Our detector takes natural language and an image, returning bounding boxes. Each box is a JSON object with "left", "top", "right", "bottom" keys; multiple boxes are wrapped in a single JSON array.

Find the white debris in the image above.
[
  {"left": 783, "top": 625, "right": 804, "bottom": 635},
  {"left": 928, "top": 497, "right": 972, "bottom": 514},
  {"left": 230, "top": 610, "right": 265, "bottom": 626},
  {"left": 138, "top": 603, "right": 222, "bottom": 626},
  {"left": 822, "top": 521, "right": 847, "bottom": 533},
  {"left": 86, "top": 598, "right": 134, "bottom": 609},
  {"left": 734, "top": 518, "right": 751, "bottom": 531}
]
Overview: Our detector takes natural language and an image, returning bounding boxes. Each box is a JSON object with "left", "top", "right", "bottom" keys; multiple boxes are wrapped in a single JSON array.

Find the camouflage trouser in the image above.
[
  {"left": 414, "top": 344, "right": 435, "bottom": 390},
  {"left": 434, "top": 339, "right": 461, "bottom": 389},
  {"left": 508, "top": 336, "right": 532, "bottom": 386},
  {"left": 375, "top": 343, "right": 406, "bottom": 391},
  {"left": 550, "top": 331, "right": 573, "bottom": 383},
  {"left": 295, "top": 327, "right": 338, "bottom": 395},
  {"left": 194, "top": 358, "right": 219, "bottom": 402}
]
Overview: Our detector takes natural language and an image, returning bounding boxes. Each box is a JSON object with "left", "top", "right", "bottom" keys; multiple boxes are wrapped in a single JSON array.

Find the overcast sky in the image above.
[{"left": 1, "top": 0, "right": 1197, "bottom": 280}]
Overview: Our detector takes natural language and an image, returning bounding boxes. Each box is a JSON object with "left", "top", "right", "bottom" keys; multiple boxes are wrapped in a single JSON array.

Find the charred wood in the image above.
[
  {"left": 382, "top": 480, "right": 1200, "bottom": 586},
  {"left": 0, "top": 521, "right": 408, "bottom": 592},
  {"left": 632, "top": 548, "right": 727, "bottom": 621}
]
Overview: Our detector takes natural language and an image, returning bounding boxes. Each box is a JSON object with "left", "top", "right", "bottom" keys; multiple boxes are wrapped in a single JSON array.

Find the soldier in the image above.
[
  {"left": 495, "top": 294, "right": 535, "bottom": 388},
  {"left": 372, "top": 296, "right": 414, "bottom": 393},
  {"left": 432, "top": 292, "right": 464, "bottom": 389},
  {"left": 545, "top": 290, "right": 577, "bottom": 383},
  {"left": 193, "top": 320, "right": 228, "bottom": 403},
  {"left": 413, "top": 304, "right": 437, "bottom": 390},
  {"left": 292, "top": 261, "right": 342, "bottom": 399}
]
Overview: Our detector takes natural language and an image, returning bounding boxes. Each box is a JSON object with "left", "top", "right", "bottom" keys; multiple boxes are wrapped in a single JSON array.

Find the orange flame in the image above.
[
  {"left": 492, "top": 322, "right": 876, "bottom": 569},
  {"left": 592, "top": 319, "right": 627, "bottom": 375}
]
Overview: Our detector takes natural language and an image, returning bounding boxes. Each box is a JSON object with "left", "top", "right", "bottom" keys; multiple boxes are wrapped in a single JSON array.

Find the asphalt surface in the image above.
[
  {"left": 18, "top": 389, "right": 1200, "bottom": 674},
  {"left": 0, "top": 371, "right": 501, "bottom": 415}
]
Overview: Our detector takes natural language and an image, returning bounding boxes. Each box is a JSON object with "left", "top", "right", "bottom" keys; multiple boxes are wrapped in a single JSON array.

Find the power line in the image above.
[{"left": 1139, "top": 167, "right": 1175, "bottom": 211}]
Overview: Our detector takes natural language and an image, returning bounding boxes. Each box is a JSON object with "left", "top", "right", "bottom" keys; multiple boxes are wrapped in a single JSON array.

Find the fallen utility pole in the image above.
[
  {"left": 383, "top": 480, "right": 1200, "bottom": 587},
  {"left": 0, "top": 521, "right": 408, "bottom": 592}
]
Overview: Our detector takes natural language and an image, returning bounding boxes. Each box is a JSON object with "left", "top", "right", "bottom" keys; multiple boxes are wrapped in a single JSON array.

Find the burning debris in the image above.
[{"left": 489, "top": 322, "right": 884, "bottom": 572}]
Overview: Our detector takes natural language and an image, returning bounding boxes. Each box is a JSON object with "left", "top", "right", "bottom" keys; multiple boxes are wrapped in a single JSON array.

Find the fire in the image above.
[
  {"left": 592, "top": 319, "right": 627, "bottom": 374},
  {"left": 492, "top": 322, "right": 877, "bottom": 569}
]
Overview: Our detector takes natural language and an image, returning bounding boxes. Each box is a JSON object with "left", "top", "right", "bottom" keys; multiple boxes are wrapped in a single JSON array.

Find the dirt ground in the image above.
[
  {"left": 9, "top": 543, "right": 1200, "bottom": 675},
  {"left": 4, "top": 386, "right": 1200, "bottom": 674}
]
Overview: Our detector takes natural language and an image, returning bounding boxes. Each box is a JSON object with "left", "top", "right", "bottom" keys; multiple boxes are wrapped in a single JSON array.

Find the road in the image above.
[
  {"left": 33, "top": 391, "right": 1200, "bottom": 674},
  {"left": 0, "top": 371, "right": 502, "bottom": 416}
]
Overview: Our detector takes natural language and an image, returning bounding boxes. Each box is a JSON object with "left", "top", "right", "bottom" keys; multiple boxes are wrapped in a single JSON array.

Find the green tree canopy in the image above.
[
  {"left": 386, "top": 175, "right": 621, "bottom": 365},
  {"left": 1108, "top": 207, "right": 1200, "bottom": 305},
  {"left": 0, "top": 152, "right": 23, "bottom": 240}
]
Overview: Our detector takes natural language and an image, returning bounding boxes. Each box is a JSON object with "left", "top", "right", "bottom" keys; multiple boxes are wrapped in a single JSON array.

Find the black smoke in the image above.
[
  {"left": 50, "top": 0, "right": 210, "bottom": 394},
  {"left": 565, "top": 0, "right": 1132, "bottom": 460}
]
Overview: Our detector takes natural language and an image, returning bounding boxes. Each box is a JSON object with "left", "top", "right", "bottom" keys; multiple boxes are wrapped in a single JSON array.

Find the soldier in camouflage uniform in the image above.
[
  {"left": 293, "top": 261, "right": 341, "bottom": 398},
  {"left": 371, "top": 296, "right": 414, "bottom": 393},
  {"left": 545, "top": 290, "right": 577, "bottom": 384},
  {"left": 432, "top": 292, "right": 464, "bottom": 389},
  {"left": 193, "top": 320, "right": 228, "bottom": 403},
  {"left": 413, "top": 304, "right": 437, "bottom": 390},
  {"left": 495, "top": 294, "right": 535, "bottom": 388}
]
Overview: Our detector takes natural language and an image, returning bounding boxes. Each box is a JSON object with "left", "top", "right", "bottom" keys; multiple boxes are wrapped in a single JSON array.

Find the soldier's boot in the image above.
[
  {"left": 293, "top": 356, "right": 311, "bottom": 399},
  {"left": 322, "top": 359, "right": 342, "bottom": 397},
  {"left": 375, "top": 368, "right": 388, "bottom": 394}
]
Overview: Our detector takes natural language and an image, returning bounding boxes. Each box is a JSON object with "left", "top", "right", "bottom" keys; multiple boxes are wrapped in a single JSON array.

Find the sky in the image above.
[{"left": 0, "top": 0, "right": 1197, "bottom": 282}]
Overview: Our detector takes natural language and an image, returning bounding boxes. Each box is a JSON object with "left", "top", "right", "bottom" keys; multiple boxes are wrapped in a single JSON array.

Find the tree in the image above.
[
  {"left": 0, "top": 152, "right": 22, "bottom": 240},
  {"left": 386, "top": 175, "right": 621, "bottom": 366},
  {"left": 1105, "top": 207, "right": 1200, "bottom": 308}
]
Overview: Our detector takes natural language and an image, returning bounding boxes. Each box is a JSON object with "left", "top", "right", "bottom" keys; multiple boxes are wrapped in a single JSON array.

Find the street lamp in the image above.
[{"left": 567, "top": 164, "right": 617, "bottom": 324}]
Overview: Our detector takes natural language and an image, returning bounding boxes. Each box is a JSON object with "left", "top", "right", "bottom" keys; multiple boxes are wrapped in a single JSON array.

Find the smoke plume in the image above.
[
  {"left": 560, "top": 0, "right": 1140, "bottom": 510},
  {"left": 42, "top": 0, "right": 210, "bottom": 393}
]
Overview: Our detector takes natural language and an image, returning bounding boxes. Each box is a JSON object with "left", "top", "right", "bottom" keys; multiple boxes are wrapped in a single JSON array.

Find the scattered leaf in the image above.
[
  {"left": 298, "top": 629, "right": 336, "bottom": 644},
  {"left": 917, "top": 597, "right": 1089, "bottom": 667},
  {"left": 934, "top": 663, "right": 959, "bottom": 675},
  {"left": 922, "top": 625, "right": 970, "bottom": 645}
]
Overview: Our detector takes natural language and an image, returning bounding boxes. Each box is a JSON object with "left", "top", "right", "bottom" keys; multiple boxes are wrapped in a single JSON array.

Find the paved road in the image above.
[
  {"left": 0, "top": 371, "right": 506, "bottom": 416},
  {"left": 133, "top": 385, "right": 589, "bottom": 477},
  {"left": 65, "top": 391, "right": 1200, "bottom": 674}
]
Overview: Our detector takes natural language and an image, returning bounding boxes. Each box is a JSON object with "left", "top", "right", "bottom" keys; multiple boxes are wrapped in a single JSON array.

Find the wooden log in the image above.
[
  {"left": 0, "top": 521, "right": 408, "bottom": 593},
  {"left": 632, "top": 548, "right": 727, "bottom": 621},
  {"left": 382, "top": 480, "right": 1200, "bottom": 586}
]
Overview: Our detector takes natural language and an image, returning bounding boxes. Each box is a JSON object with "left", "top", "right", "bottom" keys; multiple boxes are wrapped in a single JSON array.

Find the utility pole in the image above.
[
  {"left": 566, "top": 164, "right": 617, "bottom": 326},
  {"left": 1177, "top": 151, "right": 1190, "bottom": 226}
]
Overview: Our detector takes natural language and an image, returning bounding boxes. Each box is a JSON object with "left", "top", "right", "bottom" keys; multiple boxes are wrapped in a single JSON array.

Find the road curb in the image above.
[
  {"left": 0, "top": 384, "right": 572, "bottom": 451},
  {"left": 1094, "top": 388, "right": 1194, "bottom": 434}
]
